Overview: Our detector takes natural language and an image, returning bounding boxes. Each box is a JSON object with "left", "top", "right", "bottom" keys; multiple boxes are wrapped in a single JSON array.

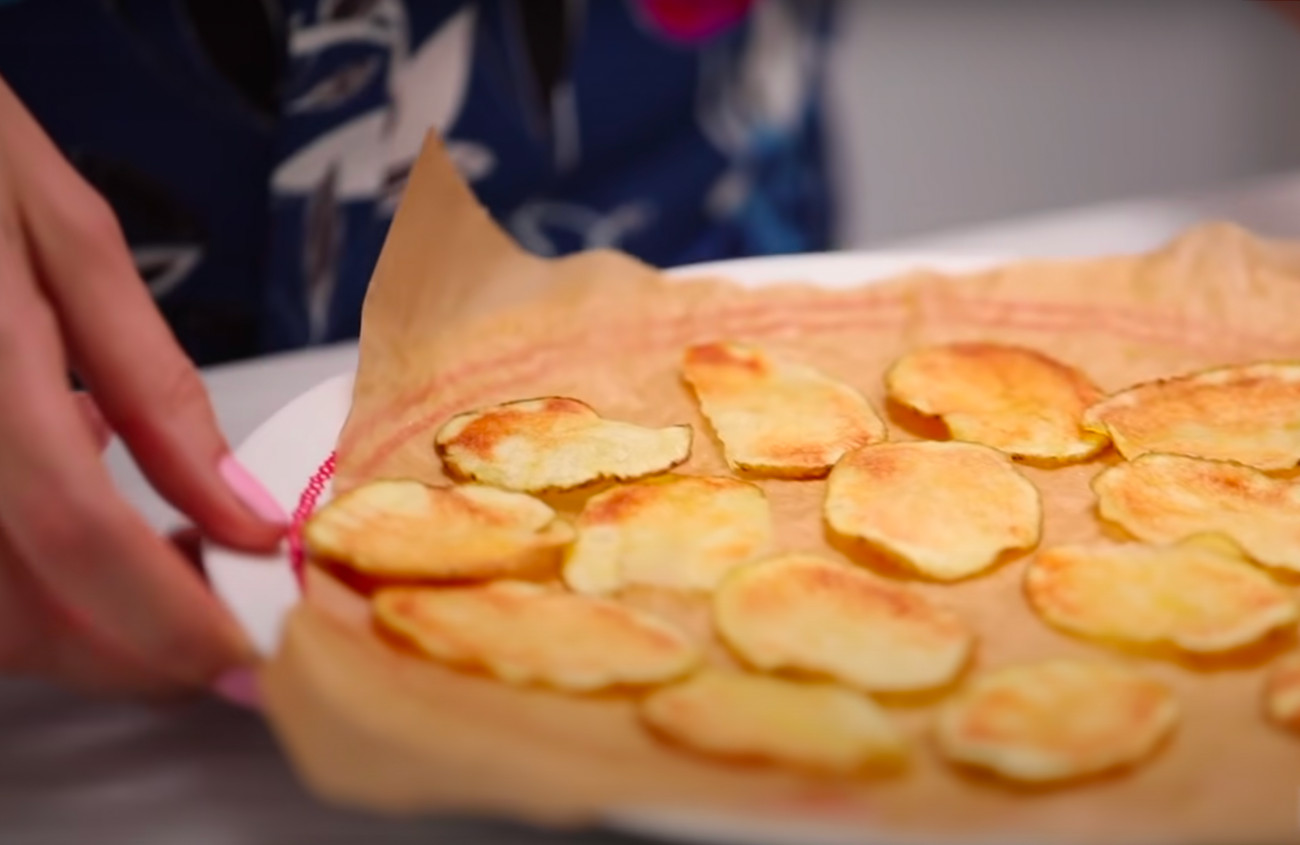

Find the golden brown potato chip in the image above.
[
  {"left": 935, "top": 658, "right": 1178, "bottom": 784},
  {"left": 1025, "top": 538, "right": 1298, "bottom": 654},
  {"left": 303, "top": 480, "right": 574, "bottom": 580},
  {"left": 1094, "top": 453, "right": 1300, "bottom": 573},
  {"left": 640, "top": 670, "right": 907, "bottom": 773},
  {"left": 714, "top": 554, "right": 973, "bottom": 692},
  {"left": 1265, "top": 654, "right": 1300, "bottom": 732},
  {"left": 885, "top": 342, "right": 1108, "bottom": 464},
  {"left": 563, "top": 475, "right": 773, "bottom": 594},
  {"left": 680, "top": 341, "right": 886, "bottom": 478},
  {"left": 1081, "top": 361, "right": 1300, "bottom": 470},
  {"left": 374, "top": 582, "right": 699, "bottom": 691},
  {"left": 824, "top": 441, "right": 1042, "bottom": 580},
  {"left": 434, "top": 397, "right": 692, "bottom": 492}
]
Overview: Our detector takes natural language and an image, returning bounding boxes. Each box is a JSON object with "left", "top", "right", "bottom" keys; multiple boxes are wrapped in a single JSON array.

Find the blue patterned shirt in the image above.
[{"left": 0, "top": 0, "right": 831, "bottom": 363}]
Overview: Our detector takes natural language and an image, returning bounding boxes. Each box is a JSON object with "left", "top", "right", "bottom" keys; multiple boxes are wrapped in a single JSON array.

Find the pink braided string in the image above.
[{"left": 289, "top": 451, "right": 336, "bottom": 587}]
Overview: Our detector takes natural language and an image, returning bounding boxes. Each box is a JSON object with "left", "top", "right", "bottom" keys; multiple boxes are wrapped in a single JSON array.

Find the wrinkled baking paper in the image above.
[{"left": 259, "top": 133, "right": 1300, "bottom": 844}]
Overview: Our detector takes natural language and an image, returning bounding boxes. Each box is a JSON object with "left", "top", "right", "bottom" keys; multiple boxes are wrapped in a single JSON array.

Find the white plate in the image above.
[{"left": 203, "top": 250, "right": 1009, "bottom": 842}]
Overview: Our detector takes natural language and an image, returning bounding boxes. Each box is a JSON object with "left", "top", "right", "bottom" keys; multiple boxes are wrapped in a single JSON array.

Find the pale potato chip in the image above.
[
  {"left": 824, "top": 441, "right": 1042, "bottom": 580},
  {"left": 681, "top": 341, "right": 886, "bottom": 478},
  {"left": 714, "top": 554, "right": 973, "bottom": 692},
  {"left": 563, "top": 475, "right": 773, "bottom": 594},
  {"left": 434, "top": 397, "right": 692, "bottom": 492},
  {"left": 1265, "top": 654, "right": 1300, "bottom": 732},
  {"left": 886, "top": 342, "right": 1107, "bottom": 464},
  {"left": 935, "top": 658, "right": 1178, "bottom": 784},
  {"left": 640, "top": 670, "right": 907, "bottom": 773},
  {"left": 373, "top": 581, "right": 699, "bottom": 691},
  {"left": 1094, "top": 453, "right": 1300, "bottom": 573},
  {"left": 1081, "top": 361, "right": 1300, "bottom": 470},
  {"left": 304, "top": 480, "right": 574, "bottom": 580},
  {"left": 1025, "top": 538, "right": 1298, "bottom": 654}
]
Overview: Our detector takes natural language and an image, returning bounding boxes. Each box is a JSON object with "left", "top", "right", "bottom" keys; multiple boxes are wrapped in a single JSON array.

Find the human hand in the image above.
[{"left": 0, "top": 77, "right": 285, "bottom": 698}]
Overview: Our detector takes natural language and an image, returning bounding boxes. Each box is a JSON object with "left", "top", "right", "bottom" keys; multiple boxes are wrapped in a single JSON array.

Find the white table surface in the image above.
[{"left": 9, "top": 171, "right": 1300, "bottom": 844}]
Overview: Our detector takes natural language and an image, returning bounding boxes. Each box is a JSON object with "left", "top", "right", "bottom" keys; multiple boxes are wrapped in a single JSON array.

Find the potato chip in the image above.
[
  {"left": 935, "top": 658, "right": 1178, "bottom": 783},
  {"left": 680, "top": 341, "right": 886, "bottom": 478},
  {"left": 640, "top": 670, "right": 907, "bottom": 773},
  {"left": 1094, "top": 453, "right": 1300, "bottom": 572},
  {"left": 885, "top": 342, "right": 1108, "bottom": 463},
  {"left": 373, "top": 581, "right": 699, "bottom": 691},
  {"left": 563, "top": 475, "right": 773, "bottom": 594},
  {"left": 434, "top": 397, "right": 692, "bottom": 492},
  {"left": 303, "top": 480, "right": 574, "bottom": 580},
  {"left": 1265, "top": 655, "right": 1300, "bottom": 732},
  {"left": 714, "top": 554, "right": 973, "bottom": 692},
  {"left": 1025, "top": 538, "right": 1298, "bottom": 654},
  {"left": 824, "top": 441, "right": 1042, "bottom": 580},
  {"left": 1081, "top": 362, "right": 1300, "bottom": 470}
]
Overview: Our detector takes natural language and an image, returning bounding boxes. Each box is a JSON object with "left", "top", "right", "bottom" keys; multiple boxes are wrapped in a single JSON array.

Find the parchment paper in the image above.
[{"left": 259, "top": 133, "right": 1300, "bottom": 844}]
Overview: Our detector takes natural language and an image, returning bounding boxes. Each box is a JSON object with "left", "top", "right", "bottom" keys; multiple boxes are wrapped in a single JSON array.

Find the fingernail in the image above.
[
  {"left": 213, "top": 666, "right": 261, "bottom": 709},
  {"left": 219, "top": 455, "right": 288, "bottom": 526}
]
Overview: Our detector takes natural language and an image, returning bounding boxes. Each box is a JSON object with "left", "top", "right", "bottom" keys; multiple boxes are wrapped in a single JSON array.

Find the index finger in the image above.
[
  {"left": 0, "top": 79, "right": 284, "bottom": 551},
  {"left": 0, "top": 233, "right": 252, "bottom": 687}
]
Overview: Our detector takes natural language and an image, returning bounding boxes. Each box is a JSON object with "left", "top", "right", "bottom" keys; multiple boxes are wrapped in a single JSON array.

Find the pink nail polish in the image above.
[
  {"left": 218, "top": 455, "right": 289, "bottom": 526},
  {"left": 213, "top": 666, "right": 261, "bottom": 709}
]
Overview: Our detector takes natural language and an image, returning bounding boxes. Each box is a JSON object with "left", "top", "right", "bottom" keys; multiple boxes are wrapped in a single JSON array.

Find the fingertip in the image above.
[
  {"left": 212, "top": 665, "right": 262, "bottom": 710},
  {"left": 207, "top": 454, "right": 289, "bottom": 552},
  {"left": 217, "top": 455, "right": 288, "bottom": 525}
]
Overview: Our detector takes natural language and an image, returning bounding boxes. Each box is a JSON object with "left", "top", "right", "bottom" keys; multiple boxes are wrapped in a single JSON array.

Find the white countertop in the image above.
[
  {"left": 886, "top": 170, "right": 1300, "bottom": 256},
  {"left": 13, "top": 171, "right": 1300, "bottom": 844}
]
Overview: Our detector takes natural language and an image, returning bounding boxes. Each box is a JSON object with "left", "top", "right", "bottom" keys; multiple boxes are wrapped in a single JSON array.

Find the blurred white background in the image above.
[{"left": 827, "top": 0, "right": 1300, "bottom": 247}]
